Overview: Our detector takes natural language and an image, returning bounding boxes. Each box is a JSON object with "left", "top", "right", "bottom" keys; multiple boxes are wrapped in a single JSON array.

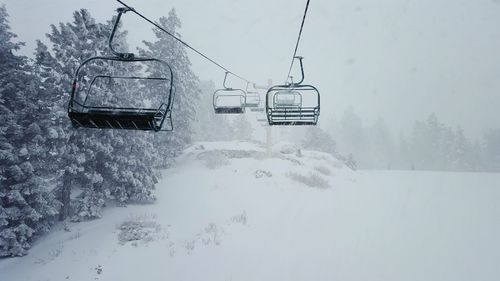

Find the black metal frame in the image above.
[
  {"left": 266, "top": 56, "right": 320, "bottom": 126},
  {"left": 213, "top": 72, "right": 246, "bottom": 114},
  {"left": 67, "top": 7, "right": 175, "bottom": 132}
]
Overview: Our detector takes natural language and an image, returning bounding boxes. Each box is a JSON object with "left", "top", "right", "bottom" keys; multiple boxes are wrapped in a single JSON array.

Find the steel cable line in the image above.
[
  {"left": 285, "top": 0, "right": 311, "bottom": 83},
  {"left": 116, "top": 0, "right": 256, "bottom": 85}
]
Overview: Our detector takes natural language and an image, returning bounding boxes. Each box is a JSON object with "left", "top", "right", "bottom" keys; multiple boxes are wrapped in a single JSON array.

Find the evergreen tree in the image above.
[
  {"left": 469, "top": 141, "right": 483, "bottom": 171},
  {"left": 483, "top": 129, "right": 500, "bottom": 172},
  {"left": 396, "top": 131, "right": 411, "bottom": 169},
  {"left": 368, "top": 117, "right": 395, "bottom": 169},
  {"left": 139, "top": 9, "right": 201, "bottom": 167},
  {"left": 407, "top": 114, "right": 480, "bottom": 172},
  {"left": 409, "top": 114, "right": 445, "bottom": 170},
  {"left": 35, "top": 10, "right": 158, "bottom": 221},
  {"left": 338, "top": 107, "right": 368, "bottom": 167},
  {"left": 0, "top": 5, "right": 60, "bottom": 257},
  {"left": 302, "top": 126, "right": 336, "bottom": 154},
  {"left": 450, "top": 126, "right": 472, "bottom": 171}
]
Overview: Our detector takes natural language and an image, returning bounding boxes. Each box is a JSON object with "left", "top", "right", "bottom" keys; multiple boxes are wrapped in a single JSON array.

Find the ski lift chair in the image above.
[
  {"left": 213, "top": 72, "right": 246, "bottom": 114},
  {"left": 266, "top": 57, "right": 320, "bottom": 125},
  {"left": 245, "top": 82, "right": 261, "bottom": 109},
  {"left": 68, "top": 8, "right": 175, "bottom": 132}
]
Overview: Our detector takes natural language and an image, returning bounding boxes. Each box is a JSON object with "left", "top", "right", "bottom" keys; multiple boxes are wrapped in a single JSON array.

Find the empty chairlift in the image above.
[
  {"left": 266, "top": 56, "right": 320, "bottom": 125},
  {"left": 213, "top": 72, "right": 246, "bottom": 114},
  {"left": 67, "top": 8, "right": 175, "bottom": 132},
  {"left": 244, "top": 83, "right": 262, "bottom": 111}
]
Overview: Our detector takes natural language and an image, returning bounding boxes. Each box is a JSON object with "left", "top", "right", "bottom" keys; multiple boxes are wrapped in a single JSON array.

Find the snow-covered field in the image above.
[{"left": 1, "top": 142, "right": 500, "bottom": 281}]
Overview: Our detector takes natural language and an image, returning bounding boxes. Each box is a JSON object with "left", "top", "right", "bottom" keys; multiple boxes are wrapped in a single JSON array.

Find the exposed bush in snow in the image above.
[
  {"left": 231, "top": 211, "right": 247, "bottom": 225},
  {"left": 255, "top": 170, "right": 273, "bottom": 178},
  {"left": 314, "top": 165, "right": 332, "bottom": 176},
  {"left": 302, "top": 127, "right": 336, "bottom": 154},
  {"left": 202, "top": 223, "right": 224, "bottom": 246},
  {"left": 117, "top": 214, "right": 162, "bottom": 245},
  {"left": 287, "top": 172, "right": 330, "bottom": 189}
]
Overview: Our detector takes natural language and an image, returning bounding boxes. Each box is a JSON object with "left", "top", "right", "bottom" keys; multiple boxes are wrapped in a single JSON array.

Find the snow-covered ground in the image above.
[{"left": 2, "top": 141, "right": 500, "bottom": 281}]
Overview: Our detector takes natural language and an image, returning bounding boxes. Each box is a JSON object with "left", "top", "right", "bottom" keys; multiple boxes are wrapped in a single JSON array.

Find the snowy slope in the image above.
[{"left": 1, "top": 141, "right": 500, "bottom": 281}]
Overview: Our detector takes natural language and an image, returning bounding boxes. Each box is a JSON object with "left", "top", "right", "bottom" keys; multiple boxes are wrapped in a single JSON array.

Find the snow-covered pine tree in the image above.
[
  {"left": 337, "top": 107, "right": 368, "bottom": 166},
  {"left": 450, "top": 126, "right": 472, "bottom": 171},
  {"left": 396, "top": 131, "right": 411, "bottom": 169},
  {"left": 301, "top": 126, "right": 336, "bottom": 154},
  {"left": 139, "top": 9, "right": 201, "bottom": 167},
  {"left": 34, "top": 10, "right": 157, "bottom": 221},
  {"left": 0, "top": 5, "right": 60, "bottom": 257},
  {"left": 483, "top": 129, "right": 500, "bottom": 172},
  {"left": 368, "top": 117, "right": 396, "bottom": 169}
]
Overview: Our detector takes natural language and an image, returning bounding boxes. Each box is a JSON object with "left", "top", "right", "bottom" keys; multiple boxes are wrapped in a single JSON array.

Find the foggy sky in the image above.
[{"left": 2, "top": 0, "right": 500, "bottom": 138}]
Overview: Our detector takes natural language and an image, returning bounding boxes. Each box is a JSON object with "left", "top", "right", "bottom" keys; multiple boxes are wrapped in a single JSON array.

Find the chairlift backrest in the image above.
[{"left": 274, "top": 90, "right": 302, "bottom": 107}]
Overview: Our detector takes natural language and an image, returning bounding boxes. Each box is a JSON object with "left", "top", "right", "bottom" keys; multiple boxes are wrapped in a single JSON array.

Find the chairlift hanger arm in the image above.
[
  {"left": 295, "top": 56, "right": 305, "bottom": 85},
  {"left": 285, "top": 0, "right": 311, "bottom": 82},
  {"left": 245, "top": 82, "right": 259, "bottom": 93},
  {"left": 223, "top": 72, "right": 232, "bottom": 89},
  {"left": 109, "top": 7, "right": 135, "bottom": 59}
]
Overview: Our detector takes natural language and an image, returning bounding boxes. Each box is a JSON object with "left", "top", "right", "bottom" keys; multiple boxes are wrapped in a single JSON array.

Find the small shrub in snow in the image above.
[
  {"left": 296, "top": 149, "right": 303, "bottom": 158},
  {"left": 185, "top": 240, "right": 196, "bottom": 253},
  {"left": 254, "top": 170, "right": 273, "bottom": 178},
  {"left": 202, "top": 223, "right": 224, "bottom": 246},
  {"left": 314, "top": 165, "right": 331, "bottom": 176},
  {"left": 287, "top": 172, "right": 330, "bottom": 189},
  {"left": 95, "top": 265, "right": 103, "bottom": 275},
  {"left": 117, "top": 214, "right": 162, "bottom": 245},
  {"left": 68, "top": 231, "right": 81, "bottom": 241},
  {"left": 345, "top": 153, "right": 357, "bottom": 171},
  {"left": 231, "top": 211, "right": 247, "bottom": 225}
]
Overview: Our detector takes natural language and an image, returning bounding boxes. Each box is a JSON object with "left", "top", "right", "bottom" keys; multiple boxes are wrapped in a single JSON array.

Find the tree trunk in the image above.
[
  {"left": 59, "top": 170, "right": 72, "bottom": 221},
  {"left": 59, "top": 132, "right": 76, "bottom": 221}
]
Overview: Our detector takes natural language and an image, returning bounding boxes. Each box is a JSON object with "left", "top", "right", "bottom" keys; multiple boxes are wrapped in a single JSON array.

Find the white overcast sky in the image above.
[{"left": 2, "top": 0, "right": 500, "bottom": 138}]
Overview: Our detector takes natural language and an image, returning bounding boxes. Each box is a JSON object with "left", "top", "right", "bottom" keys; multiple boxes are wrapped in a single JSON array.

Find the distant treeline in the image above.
[{"left": 324, "top": 107, "right": 500, "bottom": 172}]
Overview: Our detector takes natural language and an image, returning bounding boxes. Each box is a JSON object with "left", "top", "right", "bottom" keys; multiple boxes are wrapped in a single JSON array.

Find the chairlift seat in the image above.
[
  {"left": 214, "top": 107, "right": 245, "bottom": 114},
  {"left": 69, "top": 106, "right": 168, "bottom": 131},
  {"left": 267, "top": 107, "right": 318, "bottom": 125},
  {"left": 245, "top": 92, "right": 260, "bottom": 108},
  {"left": 213, "top": 87, "right": 246, "bottom": 115},
  {"left": 67, "top": 57, "right": 174, "bottom": 132}
]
